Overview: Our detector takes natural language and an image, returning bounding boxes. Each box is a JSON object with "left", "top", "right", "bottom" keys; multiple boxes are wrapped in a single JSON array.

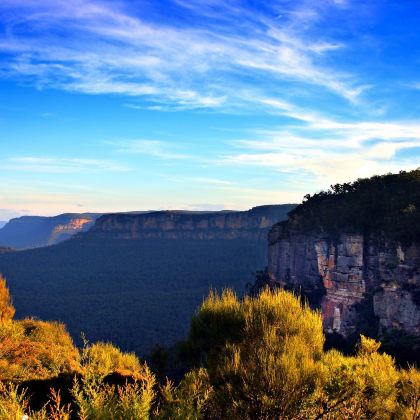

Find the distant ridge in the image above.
[
  {"left": 88, "top": 205, "right": 296, "bottom": 241},
  {"left": 0, "top": 213, "right": 103, "bottom": 249}
]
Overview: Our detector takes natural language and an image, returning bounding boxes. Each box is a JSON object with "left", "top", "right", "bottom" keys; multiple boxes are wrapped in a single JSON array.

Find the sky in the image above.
[{"left": 0, "top": 0, "right": 419, "bottom": 220}]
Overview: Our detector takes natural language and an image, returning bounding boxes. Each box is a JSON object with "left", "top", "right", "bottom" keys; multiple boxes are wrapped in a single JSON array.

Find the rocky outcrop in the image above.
[
  {"left": 87, "top": 205, "right": 296, "bottom": 241},
  {"left": 49, "top": 217, "right": 94, "bottom": 245},
  {"left": 0, "top": 213, "right": 102, "bottom": 249},
  {"left": 268, "top": 223, "right": 420, "bottom": 338}
]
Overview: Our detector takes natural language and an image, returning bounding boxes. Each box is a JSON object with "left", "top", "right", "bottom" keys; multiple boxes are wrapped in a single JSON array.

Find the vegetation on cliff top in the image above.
[
  {"left": 0, "top": 274, "right": 419, "bottom": 419},
  {"left": 287, "top": 169, "right": 420, "bottom": 242}
]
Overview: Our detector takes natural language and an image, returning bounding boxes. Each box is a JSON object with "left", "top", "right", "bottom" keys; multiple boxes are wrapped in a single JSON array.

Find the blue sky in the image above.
[{"left": 0, "top": 0, "right": 419, "bottom": 219}]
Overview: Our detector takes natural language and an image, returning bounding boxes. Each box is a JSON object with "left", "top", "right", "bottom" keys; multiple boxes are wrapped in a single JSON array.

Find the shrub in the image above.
[
  {"left": 0, "top": 275, "right": 15, "bottom": 323},
  {"left": 183, "top": 288, "right": 325, "bottom": 418},
  {"left": 158, "top": 368, "right": 213, "bottom": 419},
  {"left": 81, "top": 342, "right": 144, "bottom": 379},
  {"left": 0, "top": 318, "right": 80, "bottom": 381},
  {"left": 72, "top": 372, "right": 155, "bottom": 419}
]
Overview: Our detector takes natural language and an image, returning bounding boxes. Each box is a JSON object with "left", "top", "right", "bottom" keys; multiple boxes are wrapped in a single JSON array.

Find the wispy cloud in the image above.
[
  {"left": 3, "top": 157, "right": 130, "bottom": 173},
  {"left": 219, "top": 113, "right": 420, "bottom": 185},
  {"left": 110, "top": 140, "right": 191, "bottom": 160},
  {"left": 0, "top": 0, "right": 365, "bottom": 108},
  {"left": 166, "top": 175, "right": 235, "bottom": 186}
]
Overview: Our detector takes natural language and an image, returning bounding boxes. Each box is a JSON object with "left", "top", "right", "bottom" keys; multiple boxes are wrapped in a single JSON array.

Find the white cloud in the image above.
[
  {"left": 219, "top": 113, "right": 420, "bottom": 186},
  {"left": 3, "top": 157, "right": 130, "bottom": 173},
  {"left": 0, "top": 0, "right": 365, "bottom": 107},
  {"left": 111, "top": 140, "right": 191, "bottom": 160}
]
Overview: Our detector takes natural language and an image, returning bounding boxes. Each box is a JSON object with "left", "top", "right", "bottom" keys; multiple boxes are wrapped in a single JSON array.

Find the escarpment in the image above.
[
  {"left": 86, "top": 205, "right": 295, "bottom": 241},
  {"left": 267, "top": 170, "right": 420, "bottom": 342},
  {"left": 268, "top": 226, "right": 420, "bottom": 337},
  {"left": 0, "top": 213, "right": 102, "bottom": 249}
]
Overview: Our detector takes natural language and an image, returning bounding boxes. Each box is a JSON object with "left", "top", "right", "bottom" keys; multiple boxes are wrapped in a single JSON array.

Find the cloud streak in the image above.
[
  {"left": 219, "top": 113, "right": 420, "bottom": 185},
  {"left": 0, "top": 0, "right": 364, "bottom": 108},
  {"left": 110, "top": 140, "right": 191, "bottom": 160},
  {"left": 3, "top": 157, "right": 130, "bottom": 173}
]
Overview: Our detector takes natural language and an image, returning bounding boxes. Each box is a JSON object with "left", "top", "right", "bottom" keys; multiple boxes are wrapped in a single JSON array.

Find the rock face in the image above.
[
  {"left": 268, "top": 223, "right": 420, "bottom": 337},
  {"left": 0, "top": 213, "right": 102, "bottom": 249},
  {"left": 87, "top": 205, "right": 295, "bottom": 241}
]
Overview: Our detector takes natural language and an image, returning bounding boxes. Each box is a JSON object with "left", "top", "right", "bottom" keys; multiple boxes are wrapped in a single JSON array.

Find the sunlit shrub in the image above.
[
  {"left": 81, "top": 342, "right": 144, "bottom": 379},
  {"left": 158, "top": 368, "right": 213, "bottom": 419},
  {"left": 0, "top": 318, "right": 80, "bottom": 381},
  {"left": 0, "top": 275, "right": 15, "bottom": 324},
  {"left": 72, "top": 371, "right": 155, "bottom": 419}
]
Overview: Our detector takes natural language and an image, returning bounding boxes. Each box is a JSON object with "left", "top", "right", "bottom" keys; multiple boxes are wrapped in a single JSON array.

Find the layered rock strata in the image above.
[
  {"left": 268, "top": 223, "right": 420, "bottom": 337},
  {"left": 87, "top": 205, "right": 295, "bottom": 241}
]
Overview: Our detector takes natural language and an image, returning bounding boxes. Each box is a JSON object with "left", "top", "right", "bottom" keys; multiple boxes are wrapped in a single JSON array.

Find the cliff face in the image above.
[
  {"left": 0, "top": 213, "right": 101, "bottom": 249},
  {"left": 87, "top": 205, "right": 296, "bottom": 241},
  {"left": 268, "top": 224, "right": 420, "bottom": 338}
]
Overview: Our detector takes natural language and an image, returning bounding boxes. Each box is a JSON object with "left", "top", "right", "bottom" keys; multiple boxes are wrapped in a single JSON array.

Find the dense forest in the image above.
[
  {"left": 287, "top": 169, "right": 420, "bottom": 242},
  {"left": 0, "top": 237, "right": 269, "bottom": 356},
  {"left": 0, "top": 276, "right": 419, "bottom": 419}
]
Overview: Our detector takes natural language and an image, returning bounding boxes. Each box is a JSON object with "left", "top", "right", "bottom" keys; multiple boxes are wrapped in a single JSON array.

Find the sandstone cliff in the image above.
[
  {"left": 266, "top": 170, "right": 420, "bottom": 342},
  {"left": 0, "top": 213, "right": 102, "bottom": 249},
  {"left": 87, "top": 205, "right": 295, "bottom": 241},
  {"left": 268, "top": 225, "right": 420, "bottom": 337}
]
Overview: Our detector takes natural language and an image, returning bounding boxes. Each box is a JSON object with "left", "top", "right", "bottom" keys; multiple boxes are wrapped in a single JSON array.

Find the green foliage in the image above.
[
  {"left": 183, "top": 288, "right": 325, "bottom": 418},
  {"left": 288, "top": 169, "right": 420, "bottom": 242},
  {"left": 81, "top": 342, "right": 145, "bottom": 379},
  {"left": 0, "top": 286, "right": 419, "bottom": 419},
  {"left": 158, "top": 369, "right": 212, "bottom": 419},
  {"left": 179, "top": 289, "right": 420, "bottom": 419},
  {"left": 0, "top": 383, "right": 73, "bottom": 420},
  {"left": 0, "top": 382, "right": 29, "bottom": 419},
  {"left": 72, "top": 373, "right": 155, "bottom": 420}
]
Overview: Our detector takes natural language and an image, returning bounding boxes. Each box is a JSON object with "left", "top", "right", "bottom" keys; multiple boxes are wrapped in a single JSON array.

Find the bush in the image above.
[
  {"left": 0, "top": 274, "right": 15, "bottom": 323},
  {"left": 81, "top": 342, "right": 144, "bottom": 379},
  {"left": 178, "top": 289, "right": 420, "bottom": 419},
  {"left": 0, "top": 318, "right": 80, "bottom": 381},
  {"left": 0, "top": 285, "right": 418, "bottom": 419},
  {"left": 72, "top": 373, "right": 155, "bottom": 420}
]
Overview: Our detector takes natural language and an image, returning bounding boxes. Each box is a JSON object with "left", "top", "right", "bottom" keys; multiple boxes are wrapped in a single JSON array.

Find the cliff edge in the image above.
[
  {"left": 267, "top": 170, "right": 420, "bottom": 344},
  {"left": 86, "top": 205, "right": 296, "bottom": 241}
]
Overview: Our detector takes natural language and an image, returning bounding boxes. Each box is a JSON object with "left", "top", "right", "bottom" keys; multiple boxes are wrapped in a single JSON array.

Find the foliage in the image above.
[
  {"left": 0, "top": 274, "right": 15, "bottom": 323},
  {"left": 81, "top": 342, "right": 145, "bottom": 379},
  {"left": 0, "top": 318, "right": 81, "bottom": 381},
  {"left": 178, "top": 289, "right": 420, "bottom": 419},
  {"left": 72, "top": 373, "right": 155, "bottom": 420},
  {"left": 0, "top": 286, "right": 419, "bottom": 419},
  {"left": 157, "top": 368, "right": 213, "bottom": 419},
  {"left": 287, "top": 169, "right": 420, "bottom": 242}
]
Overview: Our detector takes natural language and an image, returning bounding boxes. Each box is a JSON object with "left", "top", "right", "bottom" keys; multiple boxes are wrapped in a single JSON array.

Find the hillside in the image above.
[
  {"left": 0, "top": 204, "right": 295, "bottom": 356},
  {"left": 0, "top": 213, "right": 104, "bottom": 249},
  {"left": 265, "top": 170, "right": 420, "bottom": 361}
]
